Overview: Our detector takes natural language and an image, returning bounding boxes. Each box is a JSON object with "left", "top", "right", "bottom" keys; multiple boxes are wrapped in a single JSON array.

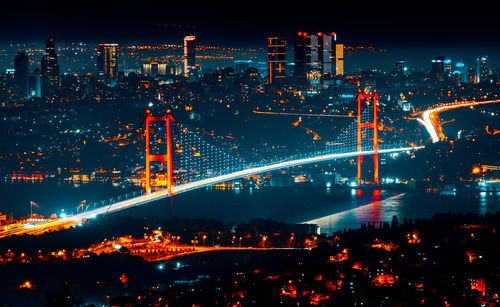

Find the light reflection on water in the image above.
[
  {"left": 305, "top": 192, "right": 406, "bottom": 233},
  {"left": 305, "top": 190, "right": 500, "bottom": 234},
  {"left": 0, "top": 182, "right": 499, "bottom": 235}
]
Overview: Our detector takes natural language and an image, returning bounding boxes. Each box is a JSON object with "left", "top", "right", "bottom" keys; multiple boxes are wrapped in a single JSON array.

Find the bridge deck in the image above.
[{"left": 0, "top": 146, "right": 423, "bottom": 238}]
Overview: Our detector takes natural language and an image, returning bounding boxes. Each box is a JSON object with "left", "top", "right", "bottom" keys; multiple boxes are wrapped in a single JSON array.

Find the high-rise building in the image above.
[
  {"left": 444, "top": 59, "right": 452, "bottom": 75},
  {"left": 97, "top": 43, "right": 119, "bottom": 84},
  {"left": 430, "top": 56, "right": 445, "bottom": 84},
  {"left": 322, "top": 33, "right": 334, "bottom": 75},
  {"left": 28, "top": 68, "right": 41, "bottom": 99},
  {"left": 477, "top": 56, "right": 488, "bottom": 83},
  {"left": 0, "top": 74, "right": 8, "bottom": 107},
  {"left": 267, "top": 35, "right": 287, "bottom": 84},
  {"left": 14, "top": 52, "right": 29, "bottom": 99},
  {"left": 334, "top": 43, "right": 344, "bottom": 76},
  {"left": 294, "top": 32, "right": 308, "bottom": 86},
  {"left": 41, "top": 38, "right": 60, "bottom": 98},
  {"left": 294, "top": 31, "right": 338, "bottom": 86},
  {"left": 183, "top": 36, "right": 196, "bottom": 78},
  {"left": 393, "top": 59, "right": 406, "bottom": 76},
  {"left": 454, "top": 61, "right": 467, "bottom": 84}
]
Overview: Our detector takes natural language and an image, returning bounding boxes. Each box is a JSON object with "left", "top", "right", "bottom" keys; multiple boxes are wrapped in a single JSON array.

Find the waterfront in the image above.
[{"left": 1, "top": 182, "right": 499, "bottom": 234}]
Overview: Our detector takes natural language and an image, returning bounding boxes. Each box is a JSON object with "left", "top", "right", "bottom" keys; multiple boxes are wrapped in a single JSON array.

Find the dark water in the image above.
[{"left": 0, "top": 183, "right": 499, "bottom": 234}]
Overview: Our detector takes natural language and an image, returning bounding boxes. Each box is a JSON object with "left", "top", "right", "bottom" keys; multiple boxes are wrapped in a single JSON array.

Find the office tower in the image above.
[
  {"left": 0, "top": 75, "right": 7, "bottom": 107},
  {"left": 444, "top": 59, "right": 452, "bottom": 75},
  {"left": 41, "top": 38, "right": 60, "bottom": 98},
  {"left": 477, "top": 56, "right": 488, "bottom": 83},
  {"left": 467, "top": 67, "right": 476, "bottom": 84},
  {"left": 322, "top": 33, "right": 334, "bottom": 75},
  {"left": 430, "top": 56, "right": 445, "bottom": 84},
  {"left": 454, "top": 61, "right": 467, "bottom": 84},
  {"left": 294, "top": 32, "right": 308, "bottom": 86},
  {"left": 97, "top": 43, "right": 118, "bottom": 84},
  {"left": 294, "top": 32, "right": 337, "bottom": 84},
  {"left": 393, "top": 59, "right": 406, "bottom": 76},
  {"left": 267, "top": 35, "right": 287, "bottom": 84},
  {"left": 335, "top": 43, "right": 344, "bottom": 76},
  {"left": 14, "top": 52, "right": 29, "bottom": 98},
  {"left": 28, "top": 68, "right": 41, "bottom": 99},
  {"left": 96, "top": 44, "right": 105, "bottom": 83},
  {"left": 183, "top": 36, "right": 196, "bottom": 78}
]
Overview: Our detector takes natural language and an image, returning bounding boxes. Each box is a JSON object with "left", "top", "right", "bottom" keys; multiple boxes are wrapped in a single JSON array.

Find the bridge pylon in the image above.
[
  {"left": 144, "top": 109, "right": 176, "bottom": 194},
  {"left": 357, "top": 89, "right": 380, "bottom": 185}
]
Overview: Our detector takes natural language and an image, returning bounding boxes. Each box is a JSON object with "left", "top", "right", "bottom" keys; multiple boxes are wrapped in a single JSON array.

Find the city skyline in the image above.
[{"left": 0, "top": 2, "right": 499, "bottom": 306}]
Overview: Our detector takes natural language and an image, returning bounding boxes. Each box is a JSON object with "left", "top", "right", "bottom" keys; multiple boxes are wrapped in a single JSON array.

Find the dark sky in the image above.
[{"left": 2, "top": 1, "right": 500, "bottom": 49}]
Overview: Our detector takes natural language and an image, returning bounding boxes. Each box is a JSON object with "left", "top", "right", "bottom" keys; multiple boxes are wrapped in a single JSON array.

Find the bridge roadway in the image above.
[{"left": 0, "top": 146, "right": 422, "bottom": 238}]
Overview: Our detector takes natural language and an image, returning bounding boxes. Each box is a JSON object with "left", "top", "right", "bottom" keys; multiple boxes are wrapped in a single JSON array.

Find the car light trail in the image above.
[
  {"left": 252, "top": 110, "right": 354, "bottom": 117},
  {"left": 0, "top": 146, "right": 423, "bottom": 238},
  {"left": 418, "top": 99, "right": 500, "bottom": 143}
]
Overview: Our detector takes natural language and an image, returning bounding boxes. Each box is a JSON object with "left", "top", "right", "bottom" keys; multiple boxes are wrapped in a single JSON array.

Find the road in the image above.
[{"left": 416, "top": 99, "right": 500, "bottom": 143}]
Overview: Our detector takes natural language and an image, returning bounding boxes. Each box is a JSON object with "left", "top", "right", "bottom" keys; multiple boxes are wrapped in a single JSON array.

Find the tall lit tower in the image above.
[
  {"left": 294, "top": 32, "right": 308, "bottom": 86},
  {"left": 41, "top": 38, "right": 59, "bottom": 98},
  {"left": 267, "top": 35, "right": 287, "bottom": 84},
  {"left": 477, "top": 56, "right": 488, "bottom": 83},
  {"left": 14, "top": 52, "right": 29, "bottom": 99},
  {"left": 334, "top": 42, "right": 344, "bottom": 76},
  {"left": 97, "top": 43, "right": 118, "bottom": 84},
  {"left": 430, "top": 56, "right": 445, "bottom": 84},
  {"left": 183, "top": 36, "right": 196, "bottom": 77},
  {"left": 454, "top": 61, "right": 467, "bottom": 84},
  {"left": 322, "top": 33, "right": 334, "bottom": 75}
]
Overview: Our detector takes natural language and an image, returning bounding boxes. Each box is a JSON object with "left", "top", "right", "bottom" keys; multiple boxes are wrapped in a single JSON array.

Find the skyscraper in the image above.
[
  {"left": 322, "top": 33, "right": 334, "bottom": 75},
  {"left": 477, "top": 56, "right": 488, "bottom": 83},
  {"left": 0, "top": 75, "right": 7, "bottom": 107},
  {"left": 41, "top": 38, "right": 60, "bottom": 98},
  {"left": 393, "top": 59, "right": 406, "bottom": 75},
  {"left": 183, "top": 36, "right": 196, "bottom": 78},
  {"left": 294, "top": 32, "right": 308, "bottom": 86},
  {"left": 430, "top": 56, "right": 445, "bottom": 85},
  {"left": 14, "top": 52, "right": 29, "bottom": 99},
  {"left": 267, "top": 35, "right": 287, "bottom": 85},
  {"left": 294, "top": 32, "right": 340, "bottom": 88},
  {"left": 454, "top": 61, "right": 467, "bottom": 84},
  {"left": 28, "top": 68, "right": 41, "bottom": 99},
  {"left": 97, "top": 43, "right": 118, "bottom": 84},
  {"left": 334, "top": 43, "right": 344, "bottom": 76}
]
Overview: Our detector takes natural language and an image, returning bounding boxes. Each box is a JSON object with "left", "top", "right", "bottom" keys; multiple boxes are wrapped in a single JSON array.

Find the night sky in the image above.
[
  {"left": 2, "top": 1, "right": 500, "bottom": 69},
  {"left": 2, "top": 2, "right": 499, "bottom": 46}
]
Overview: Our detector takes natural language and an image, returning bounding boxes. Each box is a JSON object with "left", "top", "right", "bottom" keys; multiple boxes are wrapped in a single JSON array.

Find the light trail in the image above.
[
  {"left": 253, "top": 110, "right": 354, "bottom": 118},
  {"left": 418, "top": 99, "right": 500, "bottom": 143},
  {"left": 0, "top": 146, "right": 423, "bottom": 238}
]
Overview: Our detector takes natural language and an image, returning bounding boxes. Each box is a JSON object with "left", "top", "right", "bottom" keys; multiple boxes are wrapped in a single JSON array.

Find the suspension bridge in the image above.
[{"left": 1, "top": 89, "right": 424, "bottom": 237}]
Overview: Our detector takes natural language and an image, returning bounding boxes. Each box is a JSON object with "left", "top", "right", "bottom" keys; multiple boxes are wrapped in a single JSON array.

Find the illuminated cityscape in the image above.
[{"left": 0, "top": 3, "right": 499, "bottom": 306}]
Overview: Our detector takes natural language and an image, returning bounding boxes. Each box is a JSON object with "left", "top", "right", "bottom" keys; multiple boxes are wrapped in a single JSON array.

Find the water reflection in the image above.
[{"left": 307, "top": 191, "right": 404, "bottom": 234}]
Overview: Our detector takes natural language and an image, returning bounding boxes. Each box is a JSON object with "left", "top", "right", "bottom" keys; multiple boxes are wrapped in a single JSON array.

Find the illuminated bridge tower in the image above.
[
  {"left": 357, "top": 89, "right": 380, "bottom": 185},
  {"left": 144, "top": 109, "right": 176, "bottom": 194}
]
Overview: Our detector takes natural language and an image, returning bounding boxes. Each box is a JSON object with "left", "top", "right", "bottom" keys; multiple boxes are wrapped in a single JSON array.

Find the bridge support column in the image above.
[
  {"left": 144, "top": 109, "right": 176, "bottom": 194},
  {"left": 357, "top": 89, "right": 380, "bottom": 185}
]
